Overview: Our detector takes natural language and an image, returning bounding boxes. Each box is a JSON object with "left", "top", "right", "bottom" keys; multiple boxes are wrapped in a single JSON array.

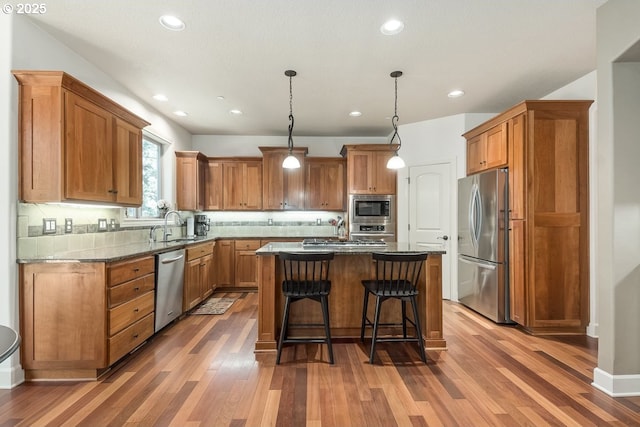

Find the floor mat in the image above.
[{"left": 189, "top": 297, "right": 236, "bottom": 315}]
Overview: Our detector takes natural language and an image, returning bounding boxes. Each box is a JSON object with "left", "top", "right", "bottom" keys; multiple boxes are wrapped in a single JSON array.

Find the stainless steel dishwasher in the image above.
[{"left": 155, "top": 248, "right": 185, "bottom": 332}]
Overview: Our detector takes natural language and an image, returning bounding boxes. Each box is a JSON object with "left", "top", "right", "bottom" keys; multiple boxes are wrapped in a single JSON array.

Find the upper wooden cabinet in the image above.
[
  {"left": 465, "top": 122, "right": 508, "bottom": 175},
  {"left": 13, "top": 70, "right": 149, "bottom": 206},
  {"left": 466, "top": 100, "right": 593, "bottom": 334},
  {"left": 305, "top": 157, "right": 346, "bottom": 210},
  {"left": 175, "top": 151, "right": 208, "bottom": 211},
  {"left": 223, "top": 159, "right": 263, "bottom": 210},
  {"left": 340, "top": 144, "right": 397, "bottom": 194},
  {"left": 260, "top": 147, "right": 308, "bottom": 210},
  {"left": 206, "top": 160, "right": 223, "bottom": 211}
]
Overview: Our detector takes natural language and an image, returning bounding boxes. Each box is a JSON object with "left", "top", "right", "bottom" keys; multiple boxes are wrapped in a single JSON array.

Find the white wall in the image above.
[
  {"left": 594, "top": 0, "right": 640, "bottom": 396},
  {"left": 0, "top": 14, "right": 21, "bottom": 389},
  {"left": 193, "top": 135, "right": 386, "bottom": 157}
]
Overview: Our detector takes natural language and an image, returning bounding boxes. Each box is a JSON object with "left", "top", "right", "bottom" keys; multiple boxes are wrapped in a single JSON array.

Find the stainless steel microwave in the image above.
[{"left": 348, "top": 194, "right": 395, "bottom": 224}]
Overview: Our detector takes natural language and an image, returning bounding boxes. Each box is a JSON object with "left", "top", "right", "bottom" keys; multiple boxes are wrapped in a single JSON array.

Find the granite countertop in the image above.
[
  {"left": 256, "top": 241, "right": 446, "bottom": 255},
  {"left": 16, "top": 236, "right": 219, "bottom": 263}
]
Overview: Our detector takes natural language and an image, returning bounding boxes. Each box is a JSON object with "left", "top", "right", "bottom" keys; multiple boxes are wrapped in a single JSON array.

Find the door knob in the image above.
[{"left": 437, "top": 235, "right": 449, "bottom": 241}]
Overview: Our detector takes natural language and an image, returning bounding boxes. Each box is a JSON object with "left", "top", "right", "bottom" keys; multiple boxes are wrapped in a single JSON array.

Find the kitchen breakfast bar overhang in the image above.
[{"left": 255, "top": 242, "right": 447, "bottom": 353}]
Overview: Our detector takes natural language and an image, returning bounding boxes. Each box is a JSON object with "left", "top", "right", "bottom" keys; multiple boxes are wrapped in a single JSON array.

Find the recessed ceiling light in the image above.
[
  {"left": 159, "top": 15, "right": 185, "bottom": 31},
  {"left": 152, "top": 94, "right": 168, "bottom": 101},
  {"left": 448, "top": 89, "right": 465, "bottom": 98},
  {"left": 349, "top": 111, "right": 362, "bottom": 117},
  {"left": 217, "top": 96, "right": 225, "bottom": 100},
  {"left": 380, "top": 19, "right": 404, "bottom": 35},
  {"left": 229, "top": 109, "right": 243, "bottom": 115},
  {"left": 173, "top": 110, "right": 188, "bottom": 117}
]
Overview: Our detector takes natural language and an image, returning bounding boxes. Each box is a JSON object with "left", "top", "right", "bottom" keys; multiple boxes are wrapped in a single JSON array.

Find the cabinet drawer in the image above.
[
  {"left": 234, "top": 239, "right": 261, "bottom": 251},
  {"left": 187, "top": 242, "right": 213, "bottom": 261},
  {"left": 108, "top": 256, "right": 155, "bottom": 286},
  {"left": 109, "top": 291, "right": 155, "bottom": 335},
  {"left": 108, "top": 313, "right": 154, "bottom": 364},
  {"left": 109, "top": 273, "right": 155, "bottom": 307}
]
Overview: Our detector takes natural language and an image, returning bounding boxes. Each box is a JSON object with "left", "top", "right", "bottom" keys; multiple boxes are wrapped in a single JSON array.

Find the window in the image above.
[{"left": 124, "top": 133, "right": 163, "bottom": 219}]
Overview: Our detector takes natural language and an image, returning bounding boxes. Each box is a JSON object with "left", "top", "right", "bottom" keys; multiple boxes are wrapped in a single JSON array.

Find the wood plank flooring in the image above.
[{"left": 1, "top": 292, "right": 639, "bottom": 426}]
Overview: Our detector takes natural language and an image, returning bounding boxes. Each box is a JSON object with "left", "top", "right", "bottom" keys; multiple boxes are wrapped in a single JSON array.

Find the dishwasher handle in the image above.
[{"left": 161, "top": 254, "right": 184, "bottom": 264}]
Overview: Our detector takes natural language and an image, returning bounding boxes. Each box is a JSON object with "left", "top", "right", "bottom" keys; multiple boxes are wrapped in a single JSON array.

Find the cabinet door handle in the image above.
[
  {"left": 134, "top": 308, "right": 139, "bottom": 313},
  {"left": 133, "top": 268, "right": 140, "bottom": 272},
  {"left": 134, "top": 287, "right": 140, "bottom": 291}
]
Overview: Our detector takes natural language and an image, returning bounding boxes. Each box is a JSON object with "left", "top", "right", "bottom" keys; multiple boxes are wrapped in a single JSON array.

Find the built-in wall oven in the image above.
[{"left": 348, "top": 194, "right": 396, "bottom": 241}]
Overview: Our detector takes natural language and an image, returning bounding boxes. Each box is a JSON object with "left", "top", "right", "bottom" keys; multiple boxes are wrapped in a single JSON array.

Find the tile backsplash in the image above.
[{"left": 17, "top": 203, "right": 344, "bottom": 258}]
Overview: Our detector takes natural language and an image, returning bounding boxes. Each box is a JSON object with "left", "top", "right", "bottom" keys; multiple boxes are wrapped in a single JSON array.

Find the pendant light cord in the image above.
[
  {"left": 288, "top": 73, "right": 295, "bottom": 154},
  {"left": 390, "top": 72, "right": 401, "bottom": 149}
]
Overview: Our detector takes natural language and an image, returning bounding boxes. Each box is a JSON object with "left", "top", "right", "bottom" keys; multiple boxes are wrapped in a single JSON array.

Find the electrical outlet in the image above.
[
  {"left": 43, "top": 218, "right": 56, "bottom": 234},
  {"left": 98, "top": 218, "right": 108, "bottom": 232},
  {"left": 110, "top": 219, "right": 117, "bottom": 230},
  {"left": 65, "top": 218, "right": 73, "bottom": 233},
  {"left": 316, "top": 218, "right": 322, "bottom": 225},
  {"left": 268, "top": 218, "right": 273, "bottom": 226}
]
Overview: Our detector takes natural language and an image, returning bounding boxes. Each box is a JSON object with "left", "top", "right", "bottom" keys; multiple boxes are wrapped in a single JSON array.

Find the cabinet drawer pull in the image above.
[
  {"left": 134, "top": 287, "right": 140, "bottom": 291},
  {"left": 133, "top": 268, "right": 140, "bottom": 272},
  {"left": 133, "top": 334, "right": 139, "bottom": 339},
  {"left": 134, "top": 308, "right": 139, "bottom": 313}
]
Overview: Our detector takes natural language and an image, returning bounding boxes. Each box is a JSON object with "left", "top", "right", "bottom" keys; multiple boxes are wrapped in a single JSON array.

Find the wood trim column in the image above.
[
  {"left": 423, "top": 254, "right": 447, "bottom": 350},
  {"left": 255, "top": 255, "right": 277, "bottom": 351}
]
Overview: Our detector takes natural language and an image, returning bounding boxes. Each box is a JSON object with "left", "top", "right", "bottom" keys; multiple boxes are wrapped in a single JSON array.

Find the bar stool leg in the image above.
[
  {"left": 369, "top": 296, "right": 383, "bottom": 364},
  {"left": 410, "top": 295, "right": 427, "bottom": 363},
  {"left": 320, "top": 295, "right": 334, "bottom": 364},
  {"left": 401, "top": 300, "right": 408, "bottom": 339},
  {"left": 360, "top": 290, "right": 370, "bottom": 343},
  {"left": 276, "top": 296, "right": 292, "bottom": 365}
]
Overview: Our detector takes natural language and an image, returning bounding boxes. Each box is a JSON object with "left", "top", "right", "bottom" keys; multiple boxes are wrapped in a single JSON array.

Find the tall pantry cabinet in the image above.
[{"left": 463, "top": 100, "right": 593, "bottom": 335}]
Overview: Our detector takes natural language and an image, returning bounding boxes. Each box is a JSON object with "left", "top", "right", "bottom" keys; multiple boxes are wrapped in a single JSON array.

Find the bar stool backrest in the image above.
[
  {"left": 280, "top": 252, "right": 334, "bottom": 296},
  {"left": 371, "top": 252, "right": 428, "bottom": 295}
]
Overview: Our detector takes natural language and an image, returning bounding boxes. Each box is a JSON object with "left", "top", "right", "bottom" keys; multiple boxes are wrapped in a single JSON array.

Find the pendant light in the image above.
[
  {"left": 282, "top": 69, "right": 301, "bottom": 169},
  {"left": 386, "top": 70, "right": 406, "bottom": 169}
]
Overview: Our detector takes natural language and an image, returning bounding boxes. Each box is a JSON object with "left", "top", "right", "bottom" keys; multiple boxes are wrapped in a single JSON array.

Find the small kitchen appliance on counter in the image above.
[{"left": 194, "top": 214, "right": 210, "bottom": 237}]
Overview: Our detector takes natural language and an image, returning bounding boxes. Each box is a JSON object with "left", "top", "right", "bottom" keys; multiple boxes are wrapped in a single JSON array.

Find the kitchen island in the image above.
[{"left": 255, "top": 241, "right": 447, "bottom": 353}]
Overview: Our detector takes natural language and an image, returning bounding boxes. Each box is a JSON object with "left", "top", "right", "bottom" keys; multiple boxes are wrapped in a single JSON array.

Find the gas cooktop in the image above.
[{"left": 302, "top": 238, "right": 387, "bottom": 248}]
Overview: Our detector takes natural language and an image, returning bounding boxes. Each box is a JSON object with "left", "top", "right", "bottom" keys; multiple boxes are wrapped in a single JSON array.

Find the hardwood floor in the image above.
[{"left": 1, "top": 292, "right": 639, "bottom": 426}]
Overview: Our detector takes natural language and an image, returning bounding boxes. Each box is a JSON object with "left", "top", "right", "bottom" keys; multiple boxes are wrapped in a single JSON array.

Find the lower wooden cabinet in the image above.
[
  {"left": 19, "top": 254, "right": 156, "bottom": 380},
  {"left": 215, "top": 239, "right": 260, "bottom": 288},
  {"left": 234, "top": 240, "right": 261, "bottom": 288},
  {"left": 183, "top": 242, "right": 215, "bottom": 311}
]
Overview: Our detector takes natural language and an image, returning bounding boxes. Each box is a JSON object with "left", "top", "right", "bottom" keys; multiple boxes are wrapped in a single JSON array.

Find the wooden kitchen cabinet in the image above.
[
  {"left": 223, "top": 159, "right": 263, "bottom": 210},
  {"left": 107, "top": 256, "right": 155, "bottom": 365},
  {"left": 206, "top": 159, "right": 224, "bottom": 210},
  {"left": 176, "top": 151, "right": 208, "bottom": 211},
  {"left": 234, "top": 240, "right": 261, "bottom": 288},
  {"left": 340, "top": 144, "right": 397, "bottom": 194},
  {"left": 464, "top": 100, "right": 593, "bottom": 334},
  {"left": 260, "top": 147, "right": 307, "bottom": 210},
  {"left": 305, "top": 157, "right": 346, "bottom": 210},
  {"left": 184, "top": 242, "right": 214, "bottom": 311},
  {"left": 216, "top": 239, "right": 235, "bottom": 286},
  {"left": 466, "top": 122, "right": 508, "bottom": 175},
  {"left": 19, "top": 254, "right": 155, "bottom": 380},
  {"left": 13, "top": 71, "right": 149, "bottom": 206}
]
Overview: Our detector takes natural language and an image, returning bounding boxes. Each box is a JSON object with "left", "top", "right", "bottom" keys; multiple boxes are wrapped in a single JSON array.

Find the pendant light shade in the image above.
[
  {"left": 387, "top": 70, "right": 406, "bottom": 169},
  {"left": 283, "top": 69, "right": 301, "bottom": 169}
]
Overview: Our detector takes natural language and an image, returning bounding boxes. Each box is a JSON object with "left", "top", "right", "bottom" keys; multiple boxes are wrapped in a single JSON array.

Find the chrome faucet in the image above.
[
  {"left": 163, "top": 210, "right": 183, "bottom": 242},
  {"left": 149, "top": 225, "right": 161, "bottom": 243}
]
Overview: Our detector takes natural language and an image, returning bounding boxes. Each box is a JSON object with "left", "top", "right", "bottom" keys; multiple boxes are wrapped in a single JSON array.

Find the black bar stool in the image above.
[
  {"left": 276, "top": 252, "right": 335, "bottom": 365},
  {"left": 360, "top": 252, "right": 428, "bottom": 364}
]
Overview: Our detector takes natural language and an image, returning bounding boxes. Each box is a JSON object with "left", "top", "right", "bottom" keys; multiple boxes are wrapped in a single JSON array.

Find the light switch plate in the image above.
[
  {"left": 64, "top": 218, "right": 73, "bottom": 233},
  {"left": 98, "top": 218, "right": 108, "bottom": 232},
  {"left": 43, "top": 218, "right": 56, "bottom": 234}
]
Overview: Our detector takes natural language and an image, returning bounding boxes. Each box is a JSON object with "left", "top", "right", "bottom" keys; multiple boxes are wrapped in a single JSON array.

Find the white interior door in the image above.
[{"left": 409, "top": 162, "right": 453, "bottom": 300}]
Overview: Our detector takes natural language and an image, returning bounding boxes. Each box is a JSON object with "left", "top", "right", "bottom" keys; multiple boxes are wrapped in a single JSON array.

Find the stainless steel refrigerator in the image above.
[{"left": 457, "top": 169, "right": 511, "bottom": 323}]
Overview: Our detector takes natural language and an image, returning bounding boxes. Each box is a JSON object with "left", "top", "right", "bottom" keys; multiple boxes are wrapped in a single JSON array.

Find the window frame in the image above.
[{"left": 120, "top": 130, "right": 169, "bottom": 227}]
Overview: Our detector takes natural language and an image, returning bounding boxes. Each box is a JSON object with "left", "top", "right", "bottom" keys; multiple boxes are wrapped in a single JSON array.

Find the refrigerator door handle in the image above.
[
  {"left": 469, "top": 184, "right": 482, "bottom": 248},
  {"left": 459, "top": 254, "right": 497, "bottom": 270}
]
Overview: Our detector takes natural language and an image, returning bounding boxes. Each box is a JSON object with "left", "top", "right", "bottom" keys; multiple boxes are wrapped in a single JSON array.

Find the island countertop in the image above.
[
  {"left": 255, "top": 241, "right": 447, "bottom": 354},
  {"left": 256, "top": 241, "right": 446, "bottom": 255}
]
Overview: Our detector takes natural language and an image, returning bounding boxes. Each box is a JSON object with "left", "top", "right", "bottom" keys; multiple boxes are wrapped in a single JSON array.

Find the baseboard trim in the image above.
[
  {"left": 592, "top": 367, "right": 640, "bottom": 396},
  {"left": 0, "top": 364, "right": 25, "bottom": 389}
]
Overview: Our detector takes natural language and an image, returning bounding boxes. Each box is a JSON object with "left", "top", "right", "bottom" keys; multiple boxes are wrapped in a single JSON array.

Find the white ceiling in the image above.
[{"left": 27, "top": 0, "right": 605, "bottom": 137}]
